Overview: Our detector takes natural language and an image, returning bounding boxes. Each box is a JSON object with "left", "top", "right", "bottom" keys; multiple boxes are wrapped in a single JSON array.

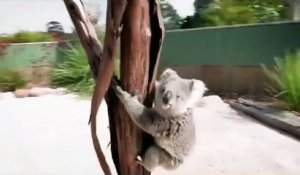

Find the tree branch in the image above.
[
  {"left": 63, "top": 1, "right": 118, "bottom": 174},
  {"left": 64, "top": 0, "right": 165, "bottom": 174},
  {"left": 145, "top": 0, "right": 165, "bottom": 106},
  {"left": 89, "top": 0, "right": 127, "bottom": 125}
]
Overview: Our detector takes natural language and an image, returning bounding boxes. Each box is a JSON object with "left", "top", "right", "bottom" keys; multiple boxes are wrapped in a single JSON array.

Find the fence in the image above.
[
  {"left": 0, "top": 40, "right": 73, "bottom": 85},
  {"left": 1, "top": 22, "right": 300, "bottom": 93},
  {"left": 158, "top": 21, "right": 300, "bottom": 94}
]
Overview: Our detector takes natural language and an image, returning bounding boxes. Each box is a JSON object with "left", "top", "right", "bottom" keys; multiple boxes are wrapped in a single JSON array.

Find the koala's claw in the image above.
[
  {"left": 131, "top": 89, "right": 140, "bottom": 97},
  {"left": 171, "top": 159, "right": 183, "bottom": 167},
  {"left": 171, "top": 160, "right": 178, "bottom": 167},
  {"left": 131, "top": 90, "right": 143, "bottom": 101},
  {"left": 135, "top": 155, "right": 143, "bottom": 164},
  {"left": 113, "top": 85, "right": 124, "bottom": 97}
]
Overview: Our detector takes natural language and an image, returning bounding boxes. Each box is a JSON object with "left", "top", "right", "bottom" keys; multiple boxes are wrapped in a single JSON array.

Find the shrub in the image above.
[
  {"left": 0, "top": 70, "right": 27, "bottom": 92},
  {"left": 238, "top": 0, "right": 289, "bottom": 23},
  {"left": 51, "top": 44, "right": 94, "bottom": 95},
  {"left": 0, "top": 31, "right": 53, "bottom": 43},
  {"left": 261, "top": 50, "right": 300, "bottom": 112},
  {"left": 52, "top": 44, "right": 120, "bottom": 96},
  {"left": 201, "top": 0, "right": 259, "bottom": 26}
]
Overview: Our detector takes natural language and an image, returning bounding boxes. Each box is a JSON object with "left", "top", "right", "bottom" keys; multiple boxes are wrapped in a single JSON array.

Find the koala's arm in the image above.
[{"left": 114, "top": 86, "right": 169, "bottom": 136}]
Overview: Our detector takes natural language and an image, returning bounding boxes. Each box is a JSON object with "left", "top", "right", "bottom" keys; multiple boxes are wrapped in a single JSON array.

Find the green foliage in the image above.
[
  {"left": 201, "top": 0, "right": 259, "bottom": 26},
  {"left": 52, "top": 44, "right": 120, "bottom": 96},
  {"left": 180, "top": 14, "right": 205, "bottom": 29},
  {"left": 0, "top": 31, "right": 53, "bottom": 43},
  {"left": 238, "top": 0, "right": 289, "bottom": 22},
  {"left": 51, "top": 44, "right": 94, "bottom": 96},
  {"left": 181, "top": 0, "right": 288, "bottom": 29},
  {"left": 194, "top": 0, "right": 214, "bottom": 12},
  {"left": 261, "top": 50, "right": 300, "bottom": 112},
  {"left": 160, "top": 0, "right": 182, "bottom": 30},
  {"left": 0, "top": 70, "right": 27, "bottom": 92}
]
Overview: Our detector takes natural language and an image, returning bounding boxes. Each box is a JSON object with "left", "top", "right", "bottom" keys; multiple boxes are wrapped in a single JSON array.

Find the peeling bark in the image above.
[
  {"left": 64, "top": 0, "right": 165, "bottom": 174},
  {"left": 145, "top": 0, "right": 165, "bottom": 105},
  {"left": 107, "top": 0, "right": 165, "bottom": 175},
  {"left": 91, "top": 0, "right": 127, "bottom": 174},
  {"left": 63, "top": 1, "right": 115, "bottom": 174},
  {"left": 63, "top": 0, "right": 102, "bottom": 78}
]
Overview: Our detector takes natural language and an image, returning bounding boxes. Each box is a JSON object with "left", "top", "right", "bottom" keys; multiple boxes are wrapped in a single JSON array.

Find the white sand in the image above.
[{"left": 0, "top": 95, "right": 300, "bottom": 175}]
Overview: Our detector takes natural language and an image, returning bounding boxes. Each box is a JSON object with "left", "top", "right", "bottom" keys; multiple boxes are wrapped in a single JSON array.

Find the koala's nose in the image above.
[{"left": 162, "top": 91, "right": 172, "bottom": 104}]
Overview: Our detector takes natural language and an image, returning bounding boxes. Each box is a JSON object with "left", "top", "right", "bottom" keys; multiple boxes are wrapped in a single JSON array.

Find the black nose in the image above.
[{"left": 162, "top": 91, "right": 172, "bottom": 104}]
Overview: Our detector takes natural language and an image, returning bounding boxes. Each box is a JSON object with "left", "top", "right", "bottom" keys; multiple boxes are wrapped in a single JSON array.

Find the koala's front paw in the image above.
[
  {"left": 131, "top": 89, "right": 143, "bottom": 102},
  {"left": 114, "top": 86, "right": 126, "bottom": 98},
  {"left": 113, "top": 85, "right": 124, "bottom": 98},
  {"left": 114, "top": 85, "right": 132, "bottom": 102},
  {"left": 131, "top": 89, "right": 140, "bottom": 97},
  {"left": 171, "top": 159, "right": 182, "bottom": 167},
  {"left": 135, "top": 155, "right": 143, "bottom": 164}
]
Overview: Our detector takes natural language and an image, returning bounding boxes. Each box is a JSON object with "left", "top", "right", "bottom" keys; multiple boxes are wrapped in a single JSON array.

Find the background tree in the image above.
[
  {"left": 160, "top": 0, "right": 181, "bottom": 30},
  {"left": 83, "top": 1, "right": 105, "bottom": 38},
  {"left": 180, "top": 0, "right": 217, "bottom": 29},
  {"left": 194, "top": 0, "right": 215, "bottom": 13},
  {"left": 84, "top": 2, "right": 102, "bottom": 25},
  {"left": 201, "top": 0, "right": 259, "bottom": 26},
  {"left": 181, "top": 0, "right": 290, "bottom": 28},
  {"left": 46, "top": 21, "right": 64, "bottom": 34},
  {"left": 46, "top": 21, "right": 64, "bottom": 41},
  {"left": 237, "top": 0, "right": 289, "bottom": 22}
]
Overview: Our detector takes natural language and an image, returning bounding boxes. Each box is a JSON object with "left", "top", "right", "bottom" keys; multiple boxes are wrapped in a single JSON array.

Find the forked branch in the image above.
[{"left": 63, "top": 0, "right": 126, "bottom": 174}]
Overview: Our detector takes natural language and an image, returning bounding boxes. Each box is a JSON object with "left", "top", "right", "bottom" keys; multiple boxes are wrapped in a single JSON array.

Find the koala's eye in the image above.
[
  {"left": 160, "top": 87, "right": 165, "bottom": 93},
  {"left": 176, "top": 95, "right": 181, "bottom": 99}
]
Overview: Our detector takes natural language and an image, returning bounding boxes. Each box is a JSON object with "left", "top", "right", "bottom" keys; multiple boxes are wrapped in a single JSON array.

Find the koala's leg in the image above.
[
  {"left": 161, "top": 156, "right": 182, "bottom": 170},
  {"left": 114, "top": 86, "right": 169, "bottom": 136},
  {"left": 136, "top": 145, "right": 160, "bottom": 171},
  {"left": 137, "top": 144, "right": 180, "bottom": 171}
]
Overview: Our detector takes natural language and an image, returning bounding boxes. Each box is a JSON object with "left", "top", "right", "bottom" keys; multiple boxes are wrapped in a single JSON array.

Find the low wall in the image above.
[
  {"left": 0, "top": 41, "right": 73, "bottom": 86},
  {"left": 1, "top": 22, "right": 300, "bottom": 94},
  {"left": 158, "top": 65, "right": 266, "bottom": 95},
  {"left": 159, "top": 21, "right": 300, "bottom": 94}
]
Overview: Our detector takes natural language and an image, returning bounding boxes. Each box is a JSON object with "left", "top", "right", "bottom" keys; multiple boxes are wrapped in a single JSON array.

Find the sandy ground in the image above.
[{"left": 0, "top": 94, "right": 300, "bottom": 175}]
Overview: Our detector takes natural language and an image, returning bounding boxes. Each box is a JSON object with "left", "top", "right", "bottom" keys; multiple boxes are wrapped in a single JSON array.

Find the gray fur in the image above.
[{"left": 114, "top": 68, "right": 206, "bottom": 171}]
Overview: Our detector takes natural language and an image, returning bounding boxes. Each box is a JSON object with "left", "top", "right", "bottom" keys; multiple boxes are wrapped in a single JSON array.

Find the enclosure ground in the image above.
[
  {"left": 0, "top": 95, "right": 300, "bottom": 175},
  {"left": 229, "top": 98, "right": 300, "bottom": 140}
]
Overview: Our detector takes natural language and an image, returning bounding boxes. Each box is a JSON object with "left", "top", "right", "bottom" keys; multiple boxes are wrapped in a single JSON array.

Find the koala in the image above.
[
  {"left": 114, "top": 68, "right": 207, "bottom": 171},
  {"left": 155, "top": 68, "right": 208, "bottom": 112}
]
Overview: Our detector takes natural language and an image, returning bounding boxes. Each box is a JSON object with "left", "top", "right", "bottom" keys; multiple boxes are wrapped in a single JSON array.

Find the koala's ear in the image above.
[
  {"left": 160, "top": 68, "right": 178, "bottom": 80},
  {"left": 189, "top": 80, "right": 195, "bottom": 91},
  {"left": 190, "top": 79, "right": 209, "bottom": 95}
]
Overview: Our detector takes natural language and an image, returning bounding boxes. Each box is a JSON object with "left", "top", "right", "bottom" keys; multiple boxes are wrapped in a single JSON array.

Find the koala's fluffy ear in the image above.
[
  {"left": 186, "top": 79, "right": 208, "bottom": 108},
  {"left": 189, "top": 79, "right": 208, "bottom": 93},
  {"left": 160, "top": 68, "right": 179, "bottom": 81},
  {"left": 189, "top": 80, "right": 195, "bottom": 91}
]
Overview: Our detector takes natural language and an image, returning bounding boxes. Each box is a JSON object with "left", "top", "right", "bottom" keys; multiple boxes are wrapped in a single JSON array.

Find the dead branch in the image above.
[
  {"left": 64, "top": 0, "right": 165, "bottom": 174},
  {"left": 63, "top": 0, "right": 113, "bottom": 174}
]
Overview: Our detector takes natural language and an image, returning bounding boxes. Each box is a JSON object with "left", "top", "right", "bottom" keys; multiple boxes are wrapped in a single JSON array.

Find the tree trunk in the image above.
[
  {"left": 64, "top": 0, "right": 164, "bottom": 174},
  {"left": 106, "top": 0, "right": 165, "bottom": 174},
  {"left": 118, "top": 0, "right": 152, "bottom": 173}
]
